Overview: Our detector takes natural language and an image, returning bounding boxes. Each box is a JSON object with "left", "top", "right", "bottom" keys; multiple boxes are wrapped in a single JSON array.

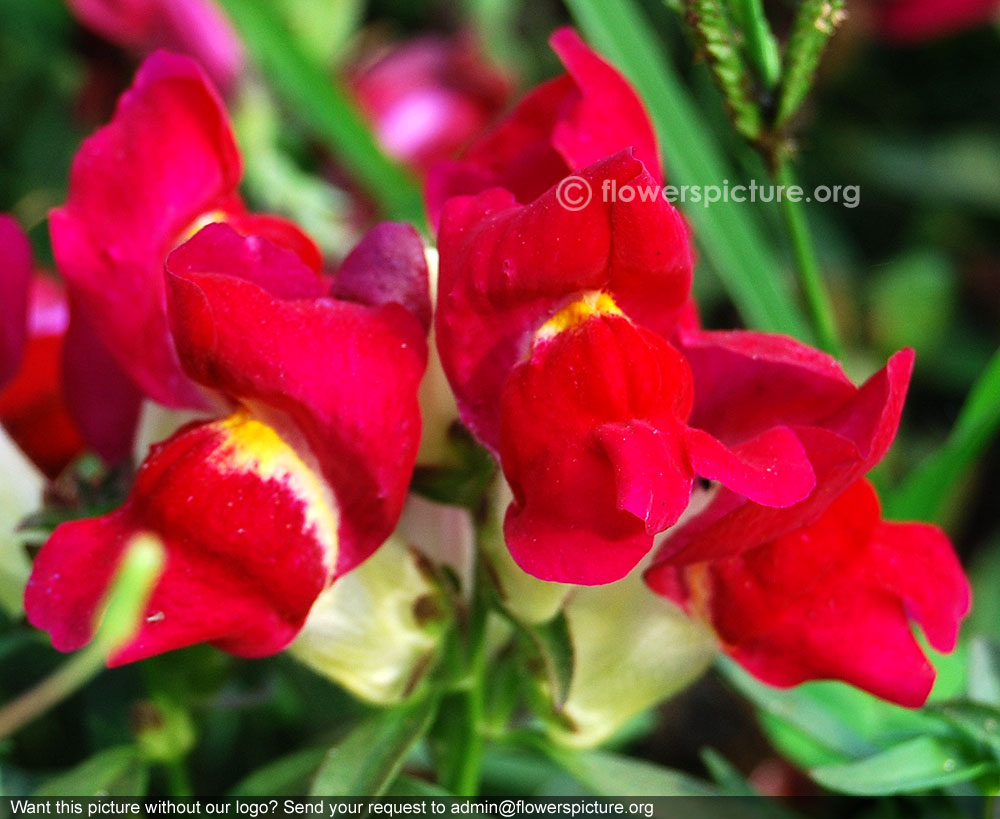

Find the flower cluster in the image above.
[
  {"left": 427, "top": 28, "right": 970, "bottom": 707},
  {"left": 21, "top": 52, "right": 428, "bottom": 663},
  {"left": 8, "top": 26, "right": 970, "bottom": 718}
]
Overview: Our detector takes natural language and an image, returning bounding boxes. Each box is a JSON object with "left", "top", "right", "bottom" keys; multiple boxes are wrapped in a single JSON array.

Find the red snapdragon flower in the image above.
[
  {"left": 425, "top": 27, "right": 662, "bottom": 226},
  {"left": 648, "top": 479, "right": 970, "bottom": 706},
  {"left": 349, "top": 35, "right": 513, "bottom": 177},
  {"left": 437, "top": 152, "right": 816, "bottom": 584},
  {"left": 66, "top": 0, "right": 244, "bottom": 93},
  {"left": 876, "top": 0, "right": 999, "bottom": 41},
  {"left": 50, "top": 51, "right": 320, "bottom": 413},
  {"left": 643, "top": 329, "right": 971, "bottom": 704},
  {"left": 26, "top": 221, "right": 429, "bottom": 663}
]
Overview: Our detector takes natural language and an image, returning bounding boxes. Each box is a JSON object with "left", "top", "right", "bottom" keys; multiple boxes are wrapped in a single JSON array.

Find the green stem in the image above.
[
  {"left": 0, "top": 646, "right": 105, "bottom": 740},
  {"left": 0, "top": 536, "right": 164, "bottom": 740},
  {"left": 450, "top": 584, "right": 489, "bottom": 796},
  {"left": 774, "top": 157, "right": 843, "bottom": 357},
  {"left": 164, "top": 758, "right": 194, "bottom": 799}
]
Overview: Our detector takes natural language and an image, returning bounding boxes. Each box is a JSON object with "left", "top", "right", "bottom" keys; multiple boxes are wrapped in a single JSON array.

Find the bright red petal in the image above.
[
  {"left": 683, "top": 426, "right": 815, "bottom": 508},
  {"left": 62, "top": 301, "right": 143, "bottom": 464},
  {"left": 649, "top": 481, "right": 969, "bottom": 707},
  {"left": 651, "top": 346, "right": 914, "bottom": 565},
  {"left": 225, "top": 212, "right": 324, "bottom": 274},
  {"left": 437, "top": 151, "right": 691, "bottom": 451},
  {"left": 25, "top": 414, "right": 334, "bottom": 662},
  {"left": 0, "top": 276, "right": 86, "bottom": 477},
  {"left": 165, "top": 230, "right": 428, "bottom": 576},
  {"left": 50, "top": 50, "right": 240, "bottom": 408},
  {"left": 426, "top": 27, "right": 661, "bottom": 223},
  {"left": 500, "top": 311, "right": 694, "bottom": 584},
  {"left": 548, "top": 28, "right": 662, "bottom": 183}
]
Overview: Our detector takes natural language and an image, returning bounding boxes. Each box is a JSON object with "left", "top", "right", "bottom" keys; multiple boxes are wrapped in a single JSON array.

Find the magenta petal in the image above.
[
  {"left": 332, "top": 222, "right": 432, "bottom": 333},
  {"left": 63, "top": 302, "right": 143, "bottom": 464},
  {"left": 0, "top": 215, "right": 32, "bottom": 387}
]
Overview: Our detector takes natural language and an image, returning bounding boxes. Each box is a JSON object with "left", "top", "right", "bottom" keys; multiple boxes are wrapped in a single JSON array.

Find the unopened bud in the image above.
[
  {"left": 417, "top": 247, "right": 461, "bottom": 467},
  {"left": 289, "top": 536, "right": 446, "bottom": 704},
  {"left": 0, "top": 427, "right": 43, "bottom": 616},
  {"left": 547, "top": 569, "right": 718, "bottom": 748}
]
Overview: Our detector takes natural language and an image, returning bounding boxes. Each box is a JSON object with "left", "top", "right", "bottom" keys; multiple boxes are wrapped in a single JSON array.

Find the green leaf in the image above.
[
  {"left": 384, "top": 775, "right": 452, "bottom": 796},
  {"left": 968, "top": 638, "right": 1000, "bottom": 707},
  {"left": 699, "top": 750, "right": 803, "bottom": 818},
  {"left": 215, "top": 0, "right": 425, "bottom": 227},
  {"left": 273, "top": 0, "right": 363, "bottom": 67},
  {"left": 683, "top": 0, "right": 762, "bottom": 141},
  {"left": 544, "top": 745, "right": 717, "bottom": 796},
  {"left": 925, "top": 701, "right": 1000, "bottom": 761},
  {"left": 775, "top": 0, "right": 847, "bottom": 130},
  {"left": 810, "top": 736, "right": 995, "bottom": 795},
  {"left": 700, "top": 748, "right": 757, "bottom": 796},
  {"left": 34, "top": 747, "right": 148, "bottom": 797},
  {"left": 228, "top": 747, "right": 327, "bottom": 796},
  {"left": 718, "top": 659, "right": 879, "bottom": 761},
  {"left": 411, "top": 425, "right": 496, "bottom": 510},
  {"left": 565, "top": 0, "right": 812, "bottom": 341},
  {"left": 868, "top": 250, "right": 956, "bottom": 359},
  {"left": 886, "top": 345, "right": 1000, "bottom": 522},
  {"left": 309, "top": 697, "right": 438, "bottom": 796}
]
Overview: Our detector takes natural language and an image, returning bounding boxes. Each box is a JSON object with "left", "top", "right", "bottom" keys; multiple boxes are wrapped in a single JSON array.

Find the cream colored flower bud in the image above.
[
  {"left": 417, "top": 246, "right": 461, "bottom": 467},
  {"left": 289, "top": 535, "right": 445, "bottom": 704},
  {"left": 549, "top": 569, "right": 718, "bottom": 748},
  {"left": 0, "top": 428, "right": 43, "bottom": 616}
]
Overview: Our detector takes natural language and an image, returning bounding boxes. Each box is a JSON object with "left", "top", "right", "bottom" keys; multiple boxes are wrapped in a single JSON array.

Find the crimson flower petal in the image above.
[
  {"left": 62, "top": 303, "right": 143, "bottom": 464},
  {"left": 683, "top": 426, "right": 815, "bottom": 508},
  {"left": 165, "top": 228, "right": 428, "bottom": 575},
  {"left": 349, "top": 34, "right": 513, "bottom": 174},
  {"left": 25, "top": 414, "right": 334, "bottom": 663},
  {"left": 50, "top": 50, "right": 241, "bottom": 408},
  {"left": 437, "top": 151, "right": 691, "bottom": 451},
  {"left": 332, "top": 222, "right": 432, "bottom": 333},
  {"left": 426, "top": 27, "right": 661, "bottom": 223},
  {"left": 877, "top": 0, "right": 1000, "bottom": 41},
  {"left": 651, "top": 337, "right": 914, "bottom": 566},
  {"left": 499, "top": 311, "right": 694, "bottom": 584},
  {"left": 0, "top": 275, "right": 87, "bottom": 477},
  {"left": 648, "top": 480, "right": 970, "bottom": 707},
  {"left": 67, "top": 0, "right": 244, "bottom": 93}
]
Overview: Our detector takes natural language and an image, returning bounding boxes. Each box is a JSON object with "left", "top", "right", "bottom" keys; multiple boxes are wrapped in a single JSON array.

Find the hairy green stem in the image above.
[{"left": 774, "top": 158, "right": 843, "bottom": 356}]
